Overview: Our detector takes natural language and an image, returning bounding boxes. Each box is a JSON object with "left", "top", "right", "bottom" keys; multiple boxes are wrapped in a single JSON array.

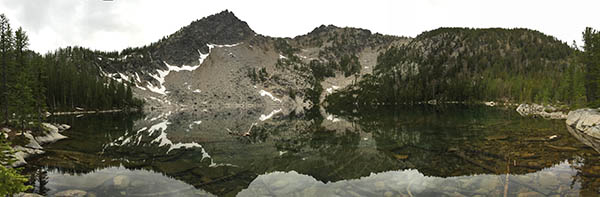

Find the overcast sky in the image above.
[{"left": 1, "top": 0, "right": 599, "bottom": 53}]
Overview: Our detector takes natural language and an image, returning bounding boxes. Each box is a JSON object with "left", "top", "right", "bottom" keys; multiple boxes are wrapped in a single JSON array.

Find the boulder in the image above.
[
  {"left": 36, "top": 123, "right": 67, "bottom": 145},
  {"left": 1, "top": 128, "right": 10, "bottom": 138},
  {"left": 53, "top": 190, "right": 88, "bottom": 197},
  {"left": 11, "top": 146, "right": 45, "bottom": 167},
  {"left": 60, "top": 124, "right": 71, "bottom": 130},
  {"left": 41, "top": 123, "right": 59, "bottom": 133},
  {"left": 566, "top": 108, "right": 600, "bottom": 139},
  {"left": 113, "top": 175, "right": 131, "bottom": 188},
  {"left": 7, "top": 123, "right": 70, "bottom": 167},
  {"left": 23, "top": 132, "right": 43, "bottom": 149}
]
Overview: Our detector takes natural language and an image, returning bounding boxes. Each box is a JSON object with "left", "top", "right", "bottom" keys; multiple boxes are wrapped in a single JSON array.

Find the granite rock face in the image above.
[
  {"left": 7, "top": 123, "right": 70, "bottom": 167},
  {"left": 566, "top": 108, "right": 600, "bottom": 139}
]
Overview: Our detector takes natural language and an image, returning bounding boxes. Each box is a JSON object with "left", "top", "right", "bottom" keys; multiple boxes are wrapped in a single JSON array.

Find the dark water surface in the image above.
[{"left": 24, "top": 105, "right": 600, "bottom": 196}]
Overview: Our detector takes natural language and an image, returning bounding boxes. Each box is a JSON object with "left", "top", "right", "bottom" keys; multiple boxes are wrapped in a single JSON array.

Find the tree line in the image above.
[
  {"left": 0, "top": 14, "right": 143, "bottom": 130},
  {"left": 0, "top": 13, "right": 145, "bottom": 195}
]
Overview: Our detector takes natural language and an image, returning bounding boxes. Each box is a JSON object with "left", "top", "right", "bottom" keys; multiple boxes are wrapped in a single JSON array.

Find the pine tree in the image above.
[
  {"left": 0, "top": 14, "right": 12, "bottom": 126},
  {"left": 30, "top": 54, "right": 47, "bottom": 128},
  {"left": 583, "top": 27, "right": 600, "bottom": 106},
  {"left": 12, "top": 27, "right": 34, "bottom": 130}
]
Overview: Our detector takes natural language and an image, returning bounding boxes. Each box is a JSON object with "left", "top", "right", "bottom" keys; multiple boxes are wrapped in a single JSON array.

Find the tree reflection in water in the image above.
[{"left": 21, "top": 105, "right": 600, "bottom": 196}]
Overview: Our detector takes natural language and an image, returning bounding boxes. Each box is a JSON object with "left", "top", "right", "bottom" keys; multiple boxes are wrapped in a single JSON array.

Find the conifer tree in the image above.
[
  {"left": 583, "top": 27, "right": 600, "bottom": 106},
  {"left": 0, "top": 14, "right": 12, "bottom": 125},
  {"left": 12, "top": 27, "right": 34, "bottom": 130}
]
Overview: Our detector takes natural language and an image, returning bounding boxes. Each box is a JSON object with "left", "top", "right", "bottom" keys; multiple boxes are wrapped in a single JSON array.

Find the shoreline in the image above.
[
  {"left": 50, "top": 109, "right": 123, "bottom": 116},
  {"left": 2, "top": 123, "right": 71, "bottom": 167}
]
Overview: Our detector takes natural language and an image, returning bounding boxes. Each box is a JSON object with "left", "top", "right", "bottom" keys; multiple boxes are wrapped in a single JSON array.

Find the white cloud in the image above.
[{"left": 0, "top": 0, "right": 598, "bottom": 53}]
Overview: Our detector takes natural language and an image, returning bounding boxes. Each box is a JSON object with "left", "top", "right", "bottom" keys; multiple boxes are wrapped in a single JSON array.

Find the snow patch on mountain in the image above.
[
  {"left": 259, "top": 108, "right": 282, "bottom": 121},
  {"left": 208, "top": 42, "right": 242, "bottom": 48},
  {"left": 326, "top": 114, "right": 341, "bottom": 123},
  {"left": 188, "top": 120, "right": 202, "bottom": 129},
  {"left": 326, "top": 85, "right": 340, "bottom": 94},
  {"left": 148, "top": 120, "right": 169, "bottom": 136},
  {"left": 259, "top": 90, "right": 282, "bottom": 103},
  {"left": 144, "top": 43, "right": 241, "bottom": 95},
  {"left": 146, "top": 62, "right": 200, "bottom": 95}
]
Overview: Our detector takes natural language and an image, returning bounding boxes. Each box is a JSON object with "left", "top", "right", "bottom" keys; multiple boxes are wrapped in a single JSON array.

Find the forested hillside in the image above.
[
  {"left": 0, "top": 14, "right": 143, "bottom": 131},
  {"left": 326, "top": 27, "right": 596, "bottom": 109}
]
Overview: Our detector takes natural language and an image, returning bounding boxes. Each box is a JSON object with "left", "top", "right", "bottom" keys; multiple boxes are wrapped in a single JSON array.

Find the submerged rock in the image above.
[
  {"left": 15, "top": 193, "right": 44, "bottom": 197},
  {"left": 517, "top": 191, "right": 544, "bottom": 197},
  {"left": 53, "top": 189, "right": 87, "bottom": 197},
  {"left": 113, "top": 175, "right": 131, "bottom": 188}
]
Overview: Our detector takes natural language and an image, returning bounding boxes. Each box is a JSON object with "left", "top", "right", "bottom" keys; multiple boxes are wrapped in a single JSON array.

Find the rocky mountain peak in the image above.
[{"left": 151, "top": 10, "right": 256, "bottom": 66}]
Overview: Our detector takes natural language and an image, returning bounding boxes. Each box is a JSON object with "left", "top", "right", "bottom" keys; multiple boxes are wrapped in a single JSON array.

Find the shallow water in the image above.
[{"left": 24, "top": 105, "right": 600, "bottom": 196}]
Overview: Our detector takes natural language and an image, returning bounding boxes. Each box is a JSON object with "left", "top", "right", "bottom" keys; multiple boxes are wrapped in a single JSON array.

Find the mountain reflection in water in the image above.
[{"left": 24, "top": 105, "right": 600, "bottom": 196}]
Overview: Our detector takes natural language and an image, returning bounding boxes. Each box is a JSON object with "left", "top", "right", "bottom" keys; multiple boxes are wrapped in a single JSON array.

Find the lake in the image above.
[{"left": 23, "top": 105, "right": 600, "bottom": 196}]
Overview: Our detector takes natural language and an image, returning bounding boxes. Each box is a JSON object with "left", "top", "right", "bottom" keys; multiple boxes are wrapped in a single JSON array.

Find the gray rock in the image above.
[
  {"left": 270, "top": 179, "right": 289, "bottom": 190},
  {"left": 566, "top": 118, "right": 600, "bottom": 153},
  {"left": 113, "top": 175, "right": 131, "bottom": 188},
  {"left": 36, "top": 123, "right": 68, "bottom": 145},
  {"left": 374, "top": 181, "right": 386, "bottom": 191},
  {"left": 23, "top": 132, "right": 43, "bottom": 149},
  {"left": 383, "top": 191, "right": 393, "bottom": 197},
  {"left": 11, "top": 146, "right": 45, "bottom": 167},
  {"left": 1, "top": 128, "right": 10, "bottom": 138},
  {"left": 53, "top": 189, "right": 87, "bottom": 197},
  {"left": 538, "top": 172, "right": 559, "bottom": 189},
  {"left": 566, "top": 108, "right": 600, "bottom": 139},
  {"left": 42, "top": 123, "right": 59, "bottom": 133},
  {"left": 516, "top": 103, "right": 566, "bottom": 119},
  {"left": 15, "top": 193, "right": 44, "bottom": 197},
  {"left": 517, "top": 191, "right": 544, "bottom": 197},
  {"left": 60, "top": 124, "right": 71, "bottom": 130}
]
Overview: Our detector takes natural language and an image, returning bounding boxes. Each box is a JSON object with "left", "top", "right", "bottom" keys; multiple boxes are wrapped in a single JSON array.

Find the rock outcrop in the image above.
[
  {"left": 6, "top": 123, "right": 70, "bottom": 167},
  {"left": 516, "top": 103, "right": 567, "bottom": 119},
  {"left": 566, "top": 108, "right": 600, "bottom": 139}
]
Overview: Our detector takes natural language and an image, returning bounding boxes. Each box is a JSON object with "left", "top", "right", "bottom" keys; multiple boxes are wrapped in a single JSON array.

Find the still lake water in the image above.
[{"left": 23, "top": 105, "right": 600, "bottom": 196}]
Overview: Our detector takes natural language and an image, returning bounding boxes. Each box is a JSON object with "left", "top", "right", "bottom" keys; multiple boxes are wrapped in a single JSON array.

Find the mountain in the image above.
[
  {"left": 148, "top": 10, "right": 256, "bottom": 66},
  {"left": 326, "top": 27, "right": 583, "bottom": 109},
  {"left": 65, "top": 11, "right": 583, "bottom": 118},
  {"left": 94, "top": 10, "right": 256, "bottom": 83},
  {"left": 82, "top": 10, "right": 406, "bottom": 117}
]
